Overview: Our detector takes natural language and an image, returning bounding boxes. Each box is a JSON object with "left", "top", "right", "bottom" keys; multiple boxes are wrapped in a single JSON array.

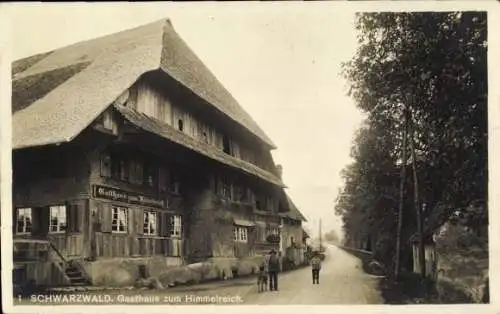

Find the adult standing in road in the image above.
[
  {"left": 268, "top": 249, "right": 280, "bottom": 291},
  {"left": 311, "top": 251, "right": 322, "bottom": 284}
]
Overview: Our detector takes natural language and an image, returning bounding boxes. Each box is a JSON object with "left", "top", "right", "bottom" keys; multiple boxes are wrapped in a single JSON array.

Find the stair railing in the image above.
[{"left": 47, "top": 241, "right": 92, "bottom": 285}]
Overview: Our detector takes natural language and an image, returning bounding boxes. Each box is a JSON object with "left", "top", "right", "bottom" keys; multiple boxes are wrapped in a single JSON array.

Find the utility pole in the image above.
[
  {"left": 409, "top": 115, "right": 426, "bottom": 279},
  {"left": 395, "top": 106, "right": 409, "bottom": 280}
]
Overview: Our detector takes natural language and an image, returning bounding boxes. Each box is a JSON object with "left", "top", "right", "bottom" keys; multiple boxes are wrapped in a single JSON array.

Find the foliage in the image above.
[
  {"left": 324, "top": 230, "right": 340, "bottom": 244},
  {"left": 336, "top": 12, "right": 487, "bottom": 275},
  {"left": 266, "top": 234, "right": 280, "bottom": 244}
]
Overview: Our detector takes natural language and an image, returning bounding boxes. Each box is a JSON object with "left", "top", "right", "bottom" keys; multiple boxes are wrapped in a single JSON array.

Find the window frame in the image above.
[
  {"left": 169, "top": 171, "right": 181, "bottom": 195},
  {"left": 266, "top": 226, "right": 280, "bottom": 237},
  {"left": 170, "top": 215, "right": 182, "bottom": 238},
  {"left": 143, "top": 210, "right": 158, "bottom": 236},
  {"left": 234, "top": 226, "right": 248, "bottom": 243},
  {"left": 144, "top": 163, "right": 157, "bottom": 188},
  {"left": 221, "top": 176, "right": 232, "bottom": 200},
  {"left": 100, "top": 152, "right": 112, "bottom": 178},
  {"left": 102, "top": 110, "right": 115, "bottom": 131},
  {"left": 222, "top": 134, "right": 232, "bottom": 155},
  {"left": 119, "top": 159, "right": 128, "bottom": 182},
  {"left": 128, "top": 158, "right": 144, "bottom": 185},
  {"left": 177, "top": 119, "right": 184, "bottom": 132},
  {"left": 49, "top": 205, "right": 67, "bottom": 234},
  {"left": 16, "top": 208, "right": 32, "bottom": 235},
  {"left": 233, "top": 184, "right": 248, "bottom": 203},
  {"left": 111, "top": 206, "right": 129, "bottom": 234}
]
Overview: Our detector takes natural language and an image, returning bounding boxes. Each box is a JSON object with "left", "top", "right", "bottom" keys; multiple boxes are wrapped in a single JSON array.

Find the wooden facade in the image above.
[{"left": 12, "top": 75, "right": 289, "bottom": 286}]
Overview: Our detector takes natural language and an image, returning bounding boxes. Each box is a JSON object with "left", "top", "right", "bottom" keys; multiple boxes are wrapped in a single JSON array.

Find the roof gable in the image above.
[
  {"left": 281, "top": 194, "right": 308, "bottom": 222},
  {"left": 12, "top": 18, "right": 276, "bottom": 150},
  {"left": 158, "top": 22, "right": 275, "bottom": 148}
]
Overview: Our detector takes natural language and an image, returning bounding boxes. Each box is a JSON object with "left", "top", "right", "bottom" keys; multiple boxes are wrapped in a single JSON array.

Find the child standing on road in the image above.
[{"left": 311, "top": 252, "right": 322, "bottom": 284}]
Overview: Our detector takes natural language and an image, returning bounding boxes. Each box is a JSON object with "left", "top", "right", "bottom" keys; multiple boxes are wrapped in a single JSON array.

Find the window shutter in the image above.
[
  {"left": 39, "top": 208, "right": 49, "bottom": 237},
  {"left": 136, "top": 208, "right": 144, "bottom": 236},
  {"left": 100, "top": 203, "right": 112, "bottom": 233},
  {"left": 31, "top": 209, "right": 40, "bottom": 235},
  {"left": 66, "top": 203, "right": 81, "bottom": 233},
  {"left": 179, "top": 215, "right": 184, "bottom": 238},
  {"left": 66, "top": 203, "right": 74, "bottom": 232},
  {"left": 128, "top": 207, "right": 134, "bottom": 234},
  {"left": 155, "top": 211, "right": 162, "bottom": 236},
  {"left": 74, "top": 203, "right": 82, "bottom": 232},
  {"left": 160, "top": 212, "right": 170, "bottom": 237}
]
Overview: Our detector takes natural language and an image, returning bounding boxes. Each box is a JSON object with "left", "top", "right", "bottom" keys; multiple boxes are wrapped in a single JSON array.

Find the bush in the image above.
[{"left": 266, "top": 234, "right": 280, "bottom": 243}]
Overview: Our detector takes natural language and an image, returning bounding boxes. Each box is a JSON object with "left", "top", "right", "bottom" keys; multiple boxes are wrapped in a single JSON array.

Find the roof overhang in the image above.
[
  {"left": 234, "top": 219, "right": 256, "bottom": 227},
  {"left": 115, "top": 105, "right": 286, "bottom": 188}
]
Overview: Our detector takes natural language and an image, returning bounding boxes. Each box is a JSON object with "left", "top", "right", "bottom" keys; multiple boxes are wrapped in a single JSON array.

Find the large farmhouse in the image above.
[{"left": 11, "top": 19, "right": 307, "bottom": 287}]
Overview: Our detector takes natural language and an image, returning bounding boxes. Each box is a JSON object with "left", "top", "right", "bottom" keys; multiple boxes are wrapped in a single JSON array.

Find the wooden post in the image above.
[
  {"left": 409, "top": 115, "right": 426, "bottom": 279},
  {"left": 395, "top": 106, "right": 409, "bottom": 279}
]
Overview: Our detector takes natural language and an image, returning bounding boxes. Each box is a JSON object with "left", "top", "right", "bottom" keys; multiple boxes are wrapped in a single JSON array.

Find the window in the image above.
[
  {"left": 189, "top": 115, "right": 198, "bottom": 137},
  {"left": 102, "top": 110, "right": 115, "bottom": 131},
  {"left": 259, "top": 225, "right": 267, "bottom": 241},
  {"left": 222, "top": 134, "right": 231, "bottom": 155},
  {"left": 177, "top": 119, "right": 184, "bottom": 132},
  {"left": 221, "top": 177, "right": 232, "bottom": 200},
  {"left": 112, "top": 206, "right": 128, "bottom": 233},
  {"left": 266, "top": 226, "right": 280, "bottom": 237},
  {"left": 234, "top": 226, "right": 248, "bottom": 243},
  {"left": 255, "top": 194, "right": 266, "bottom": 210},
  {"left": 233, "top": 185, "right": 248, "bottom": 202},
  {"left": 16, "top": 208, "right": 32, "bottom": 234},
  {"left": 119, "top": 159, "right": 128, "bottom": 181},
  {"left": 240, "top": 227, "right": 248, "bottom": 242},
  {"left": 129, "top": 159, "right": 144, "bottom": 185},
  {"left": 266, "top": 196, "right": 274, "bottom": 211},
  {"left": 100, "top": 153, "right": 112, "bottom": 177},
  {"left": 143, "top": 211, "right": 157, "bottom": 235},
  {"left": 256, "top": 200, "right": 262, "bottom": 211},
  {"left": 145, "top": 164, "right": 156, "bottom": 187},
  {"left": 170, "top": 215, "right": 182, "bottom": 238},
  {"left": 49, "top": 205, "right": 67, "bottom": 233},
  {"left": 158, "top": 167, "right": 168, "bottom": 193},
  {"left": 169, "top": 171, "right": 181, "bottom": 194},
  {"left": 197, "top": 122, "right": 210, "bottom": 144}
]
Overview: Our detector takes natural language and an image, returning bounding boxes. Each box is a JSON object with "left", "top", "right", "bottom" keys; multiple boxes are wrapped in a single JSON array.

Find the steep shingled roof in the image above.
[
  {"left": 280, "top": 194, "right": 307, "bottom": 222},
  {"left": 12, "top": 18, "right": 276, "bottom": 150}
]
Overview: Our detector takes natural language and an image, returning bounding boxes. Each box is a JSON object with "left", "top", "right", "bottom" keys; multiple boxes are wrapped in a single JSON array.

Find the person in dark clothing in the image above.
[
  {"left": 268, "top": 249, "right": 280, "bottom": 291},
  {"left": 311, "top": 251, "right": 322, "bottom": 284}
]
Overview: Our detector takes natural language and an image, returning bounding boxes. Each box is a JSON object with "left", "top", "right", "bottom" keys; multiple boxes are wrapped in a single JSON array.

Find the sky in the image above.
[{"left": 6, "top": 2, "right": 366, "bottom": 239}]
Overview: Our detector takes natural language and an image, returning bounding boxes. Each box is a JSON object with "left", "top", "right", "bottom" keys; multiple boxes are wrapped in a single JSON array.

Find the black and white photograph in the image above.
[{"left": 0, "top": 1, "right": 497, "bottom": 312}]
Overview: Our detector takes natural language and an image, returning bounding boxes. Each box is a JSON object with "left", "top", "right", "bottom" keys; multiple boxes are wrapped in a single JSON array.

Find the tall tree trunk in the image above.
[
  {"left": 395, "top": 106, "right": 409, "bottom": 279},
  {"left": 409, "top": 115, "right": 426, "bottom": 279}
]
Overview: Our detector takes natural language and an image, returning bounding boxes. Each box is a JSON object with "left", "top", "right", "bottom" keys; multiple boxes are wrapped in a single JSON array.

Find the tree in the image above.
[
  {"left": 324, "top": 230, "right": 340, "bottom": 244},
  {"left": 337, "top": 11, "right": 487, "bottom": 277}
]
